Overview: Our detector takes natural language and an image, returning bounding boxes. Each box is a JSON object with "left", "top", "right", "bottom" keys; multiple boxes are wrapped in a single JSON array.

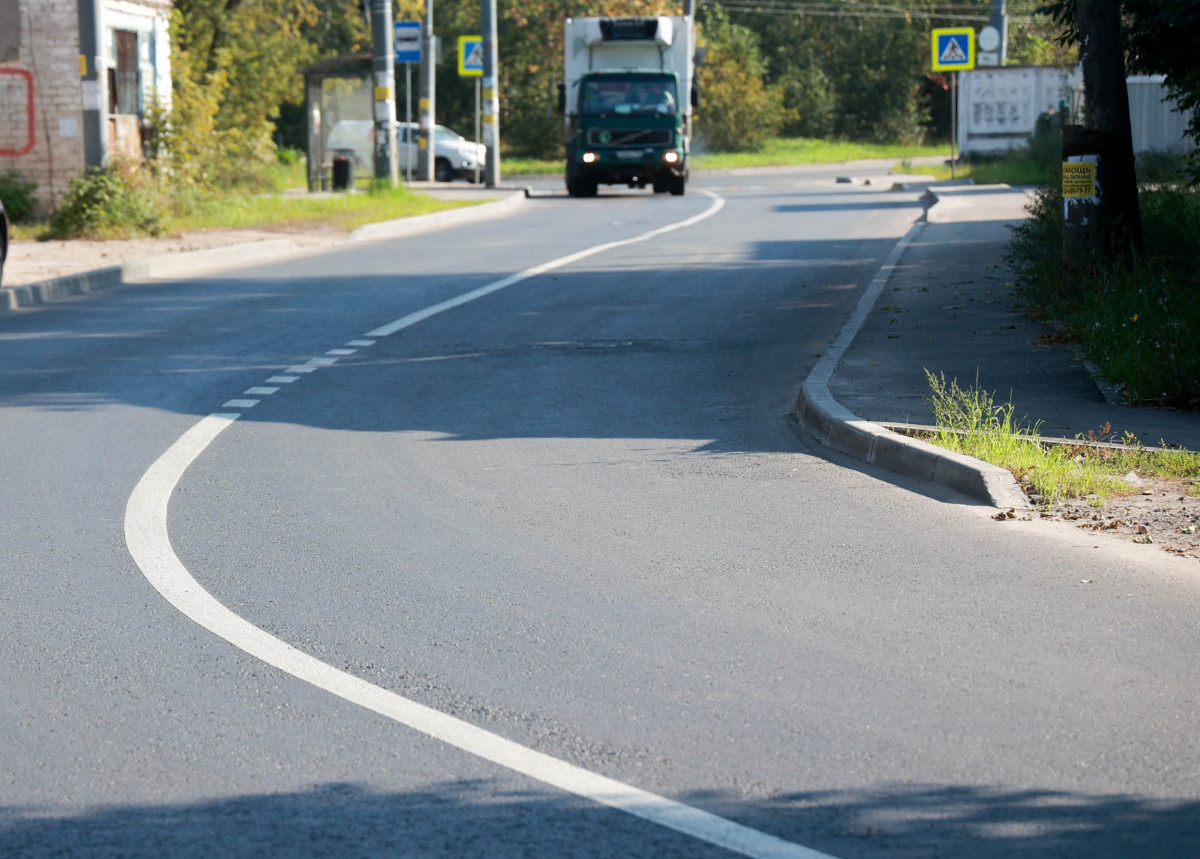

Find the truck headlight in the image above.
[
  {"left": 663, "top": 151, "right": 680, "bottom": 164},
  {"left": 582, "top": 151, "right": 598, "bottom": 163}
]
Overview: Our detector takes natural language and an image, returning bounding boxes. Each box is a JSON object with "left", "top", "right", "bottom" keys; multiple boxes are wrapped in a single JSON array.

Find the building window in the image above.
[{"left": 109, "top": 28, "right": 140, "bottom": 116}]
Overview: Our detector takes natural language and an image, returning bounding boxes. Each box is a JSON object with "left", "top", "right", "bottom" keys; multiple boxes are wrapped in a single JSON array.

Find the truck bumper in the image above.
[{"left": 572, "top": 152, "right": 686, "bottom": 188}]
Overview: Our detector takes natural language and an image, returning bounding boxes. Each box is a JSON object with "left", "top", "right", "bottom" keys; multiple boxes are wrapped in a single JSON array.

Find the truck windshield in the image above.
[{"left": 580, "top": 77, "right": 678, "bottom": 117}]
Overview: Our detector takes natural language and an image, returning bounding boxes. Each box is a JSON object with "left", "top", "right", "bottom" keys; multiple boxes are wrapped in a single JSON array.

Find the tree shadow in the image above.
[
  {"left": 3, "top": 780, "right": 1197, "bottom": 857},
  {"left": 0, "top": 238, "right": 898, "bottom": 458}
]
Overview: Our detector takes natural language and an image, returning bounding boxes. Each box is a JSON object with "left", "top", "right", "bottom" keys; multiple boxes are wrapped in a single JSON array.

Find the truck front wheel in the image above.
[
  {"left": 568, "top": 174, "right": 598, "bottom": 198},
  {"left": 669, "top": 175, "right": 686, "bottom": 196}
]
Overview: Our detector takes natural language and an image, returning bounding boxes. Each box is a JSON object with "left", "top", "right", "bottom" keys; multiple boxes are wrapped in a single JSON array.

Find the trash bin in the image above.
[{"left": 331, "top": 150, "right": 355, "bottom": 191}]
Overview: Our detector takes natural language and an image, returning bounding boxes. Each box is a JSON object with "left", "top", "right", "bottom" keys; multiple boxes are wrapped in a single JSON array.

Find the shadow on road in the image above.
[{"left": 3, "top": 780, "right": 1198, "bottom": 858}]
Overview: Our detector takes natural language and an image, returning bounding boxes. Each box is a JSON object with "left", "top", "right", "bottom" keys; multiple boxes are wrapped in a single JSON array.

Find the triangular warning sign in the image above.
[{"left": 939, "top": 37, "right": 967, "bottom": 64}]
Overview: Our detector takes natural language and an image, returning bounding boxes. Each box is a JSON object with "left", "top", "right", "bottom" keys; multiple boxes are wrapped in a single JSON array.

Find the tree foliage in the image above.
[
  {"left": 163, "top": 0, "right": 321, "bottom": 187},
  {"left": 695, "top": 5, "right": 787, "bottom": 151},
  {"left": 1043, "top": 0, "right": 1200, "bottom": 170},
  {"left": 729, "top": 3, "right": 930, "bottom": 145}
]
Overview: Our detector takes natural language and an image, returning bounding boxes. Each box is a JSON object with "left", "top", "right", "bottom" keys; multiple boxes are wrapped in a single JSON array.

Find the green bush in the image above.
[
  {"left": 47, "top": 168, "right": 164, "bottom": 239},
  {"left": 0, "top": 168, "right": 39, "bottom": 222}
]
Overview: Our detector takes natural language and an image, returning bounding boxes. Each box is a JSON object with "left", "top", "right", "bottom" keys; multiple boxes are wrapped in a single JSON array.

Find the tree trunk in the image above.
[{"left": 1068, "top": 0, "right": 1142, "bottom": 268}]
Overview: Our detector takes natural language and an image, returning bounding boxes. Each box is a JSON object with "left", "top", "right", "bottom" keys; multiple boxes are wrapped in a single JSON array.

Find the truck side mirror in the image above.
[
  {"left": 557, "top": 82, "right": 566, "bottom": 114},
  {"left": 691, "top": 82, "right": 700, "bottom": 110}
]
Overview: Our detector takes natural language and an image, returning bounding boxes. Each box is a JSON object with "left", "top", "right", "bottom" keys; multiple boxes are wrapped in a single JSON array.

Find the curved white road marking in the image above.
[{"left": 124, "top": 192, "right": 835, "bottom": 859}]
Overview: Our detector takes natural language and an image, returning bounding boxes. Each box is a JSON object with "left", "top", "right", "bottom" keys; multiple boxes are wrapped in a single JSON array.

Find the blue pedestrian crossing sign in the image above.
[
  {"left": 458, "top": 36, "right": 484, "bottom": 77},
  {"left": 931, "top": 28, "right": 975, "bottom": 71}
]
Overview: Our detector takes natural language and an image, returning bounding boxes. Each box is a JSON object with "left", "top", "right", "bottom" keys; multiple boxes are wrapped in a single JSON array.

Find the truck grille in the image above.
[{"left": 588, "top": 128, "right": 672, "bottom": 147}]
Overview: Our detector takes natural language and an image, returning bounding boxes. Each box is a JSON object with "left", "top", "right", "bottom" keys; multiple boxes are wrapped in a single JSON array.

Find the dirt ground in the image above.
[
  {"left": 1036, "top": 476, "right": 1200, "bottom": 561},
  {"left": 3, "top": 224, "right": 346, "bottom": 288}
]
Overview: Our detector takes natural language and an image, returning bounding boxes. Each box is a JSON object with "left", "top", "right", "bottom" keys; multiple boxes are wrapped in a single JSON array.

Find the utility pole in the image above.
[
  {"left": 1063, "top": 0, "right": 1142, "bottom": 270},
  {"left": 481, "top": 0, "right": 499, "bottom": 186},
  {"left": 371, "top": 0, "right": 398, "bottom": 186},
  {"left": 419, "top": 0, "right": 436, "bottom": 181},
  {"left": 77, "top": 0, "right": 108, "bottom": 168},
  {"left": 988, "top": 0, "right": 1007, "bottom": 64}
]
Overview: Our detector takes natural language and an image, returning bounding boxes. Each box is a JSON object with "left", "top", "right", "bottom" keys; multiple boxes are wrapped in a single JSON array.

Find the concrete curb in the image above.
[
  {"left": 0, "top": 192, "right": 528, "bottom": 316},
  {"left": 792, "top": 197, "right": 1030, "bottom": 510}
]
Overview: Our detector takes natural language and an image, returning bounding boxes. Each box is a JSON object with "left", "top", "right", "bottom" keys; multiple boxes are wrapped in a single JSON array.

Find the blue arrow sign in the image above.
[{"left": 395, "top": 21, "right": 422, "bottom": 64}]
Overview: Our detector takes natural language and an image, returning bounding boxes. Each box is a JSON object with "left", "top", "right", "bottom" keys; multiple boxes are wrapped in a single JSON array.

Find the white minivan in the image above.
[{"left": 325, "top": 120, "right": 485, "bottom": 182}]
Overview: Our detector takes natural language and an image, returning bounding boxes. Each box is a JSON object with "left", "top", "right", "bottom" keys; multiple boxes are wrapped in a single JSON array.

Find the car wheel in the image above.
[{"left": 434, "top": 158, "right": 454, "bottom": 182}]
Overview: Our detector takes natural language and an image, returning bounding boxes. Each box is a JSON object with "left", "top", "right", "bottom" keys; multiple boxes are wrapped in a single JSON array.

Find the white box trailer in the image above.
[{"left": 561, "top": 16, "right": 696, "bottom": 196}]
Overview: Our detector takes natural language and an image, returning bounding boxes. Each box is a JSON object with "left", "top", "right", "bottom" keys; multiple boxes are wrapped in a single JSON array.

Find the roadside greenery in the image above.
[
  {"left": 33, "top": 154, "right": 466, "bottom": 240},
  {"left": 892, "top": 156, "right": 1047, "bottom": 187},
  {"left": 500, "top": 138, "right": 945, "bottom": 176},
  {"left": 0, "top": 168, "right": 39, "bottom": 223},
  {"left": 1007, "top": 170, "right": 1200, "bottom": 410},
  {"left": 922, "top": 371, "right": 1200, "bottom": 504},
  {"left": 693, "top": 139, "right": 944, "bottom": 171}
]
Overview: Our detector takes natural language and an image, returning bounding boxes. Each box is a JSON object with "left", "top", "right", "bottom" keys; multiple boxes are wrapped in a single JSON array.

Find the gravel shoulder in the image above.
[{"left": 1038, "top": 476, "right": 1200, "bottom": 560}]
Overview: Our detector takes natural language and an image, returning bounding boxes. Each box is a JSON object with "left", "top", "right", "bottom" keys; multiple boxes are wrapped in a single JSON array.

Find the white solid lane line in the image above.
[
  {"left": 123, "top": 194, "right": 836, "bottom": 859},
  {"left": 366, "top": 192, "right": 726, "bottom": 339}
]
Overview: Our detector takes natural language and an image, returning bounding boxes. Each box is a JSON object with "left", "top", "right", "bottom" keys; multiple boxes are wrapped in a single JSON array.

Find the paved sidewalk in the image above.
[{"left": 800, "top": 184, "right": 1200, "bottom": 506}]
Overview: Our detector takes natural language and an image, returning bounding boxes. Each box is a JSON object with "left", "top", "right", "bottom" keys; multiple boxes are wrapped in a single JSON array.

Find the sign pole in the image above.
[
  {"left": 481, "top": 0, "right": 500, "bottom": 187},
  {"left": 931, "top": 27, "right": 974, "bottom": 181},
  {"left": 371, "top": 0, "right": 398, "bottom": 187},
  {"left": 951, "top": 72, "right": 957, "bottom": 180},
  {"left": 419, "top": 2, "right": 436, "bottom": 182},
  {"left": 406, "top": 64, "right": 413, "bottom": 184},
  {"left": 394, "top": 21, "right": 422, "bottom": 184},
  {"left": 475, "top": 78, "right": 482, "bottom": 184}
]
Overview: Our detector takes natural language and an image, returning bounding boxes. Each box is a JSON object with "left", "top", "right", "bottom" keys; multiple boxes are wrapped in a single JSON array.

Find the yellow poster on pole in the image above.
[{"left": 1062, "top": 161, "right": 1097, "bottom": 198}]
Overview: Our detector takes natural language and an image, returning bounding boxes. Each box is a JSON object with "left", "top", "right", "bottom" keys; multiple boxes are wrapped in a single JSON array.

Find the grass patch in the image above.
[
  {"left": 691, "top": 138, "right": 945, "bottom": 171},
  {"left": 922, "top": 371, "right": 1200, "bottom": 504},
  {"left": 21, "top": 171, "right": 472, "bottom": 241},
  {"left": 166, "top": 184, "right": 471, "bottom": 234},
  {"left": 503, "top": 156, "right": 562, "bottom": 176},
  {"left": 893, "top": 155, "right": 1050, "bottom": 186},
  {"left": 500, "top": 137, "right": 947, "bottom": 176}
]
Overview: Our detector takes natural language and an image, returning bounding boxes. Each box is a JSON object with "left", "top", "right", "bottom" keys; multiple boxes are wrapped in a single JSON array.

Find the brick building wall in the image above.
[
  {"left": 0, "top": 0, "right": 172, "bottom": 215},
  {"left": 0, "top": 0, "right": 86, "bottom": 213}
]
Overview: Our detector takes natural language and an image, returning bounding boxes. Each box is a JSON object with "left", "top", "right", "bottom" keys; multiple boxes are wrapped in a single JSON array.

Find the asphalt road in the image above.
[{"left": 2, "top": 167, "right": 1198, "bottom": 858}]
